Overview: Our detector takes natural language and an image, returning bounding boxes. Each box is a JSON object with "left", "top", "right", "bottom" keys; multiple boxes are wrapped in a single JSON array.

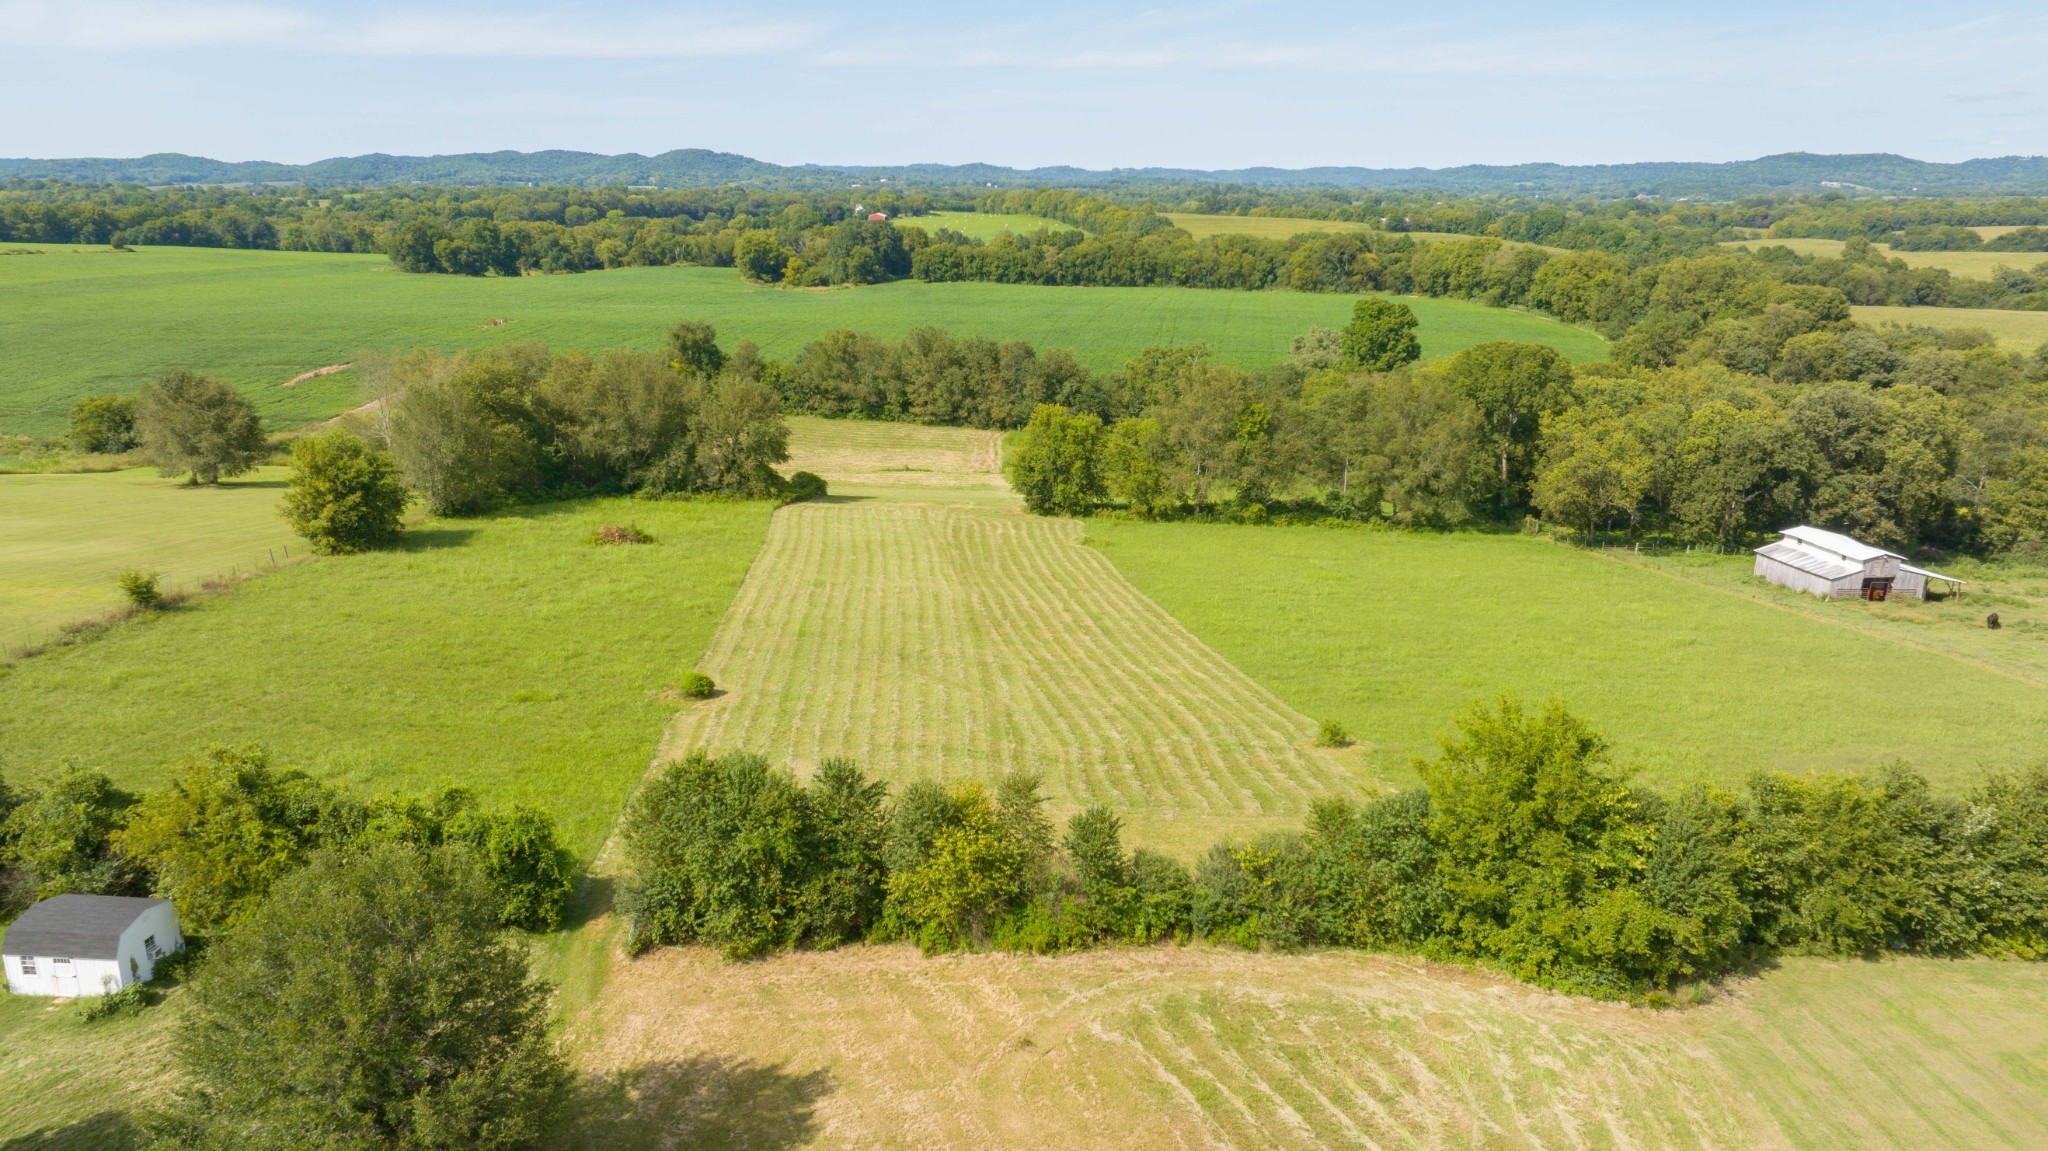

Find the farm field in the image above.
[
  {"left": 0, "top": 497, "right": 774, "bottom": 858},
  {"left": 781, "top": 414, "right": 1012, "bottom": 502},
  {"left": 1727, "top": 235, "right": 2048, "bottom": 281},
  {"left": 670, "top": 427, "right": 1363, "bottom": 854},
  {"left": 1086, "top": 522, "right": 2048, "bottom": 791},
  {"left": 562, "top": 943, "right": 2048, "bottom": 1151},
  {"left": 0, "top": 466, "right": 300, "bottom": 655},
  {"left": 0, "top": 246, "right": 1606, "bottom": 437},
  {"left": 1851, "top": 303, "right": 2048, "bottom": 351},
  {"left": 1163, "top": 214, "right": 1565, "bottom": 252},
  {"left": 909, "top": 210, "right": 1071, "bottom": 240}
]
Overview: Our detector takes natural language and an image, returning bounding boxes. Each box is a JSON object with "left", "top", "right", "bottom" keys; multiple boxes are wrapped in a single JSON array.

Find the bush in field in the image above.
[
  {"left": 781, "top": 470, "right": 828, "bottom": 503},
  {"left": 1315, "top": 719, "right": 1351, "bottom": 748},
  {"left": 134, "top": 369, "right": 266, "bottom": 485},
  {"left": 118, "top": 569, "right": 162, "bottom": 609},
  {"left": 281, "top": 429, "right": 411, "bottom": 555},
  {"left": 153, "top": 845, "right": 568, "bottom": 1150},
  {"left": 69, "top": 393, "right": 137, "bottom": 453},
  {"left": 590, "top": 523, "right": 651, "bottom": 545},
  {"left": 679, "top": 671, "right": 716, "bottom": 699}
]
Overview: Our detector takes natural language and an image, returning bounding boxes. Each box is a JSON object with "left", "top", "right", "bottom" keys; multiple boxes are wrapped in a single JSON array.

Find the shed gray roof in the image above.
[
  {"left": 2, "top": 895, "right": 169, "bottom": 960},
  {"left": 1755, "top": 540, "right": 1862, "bottom": 582}
]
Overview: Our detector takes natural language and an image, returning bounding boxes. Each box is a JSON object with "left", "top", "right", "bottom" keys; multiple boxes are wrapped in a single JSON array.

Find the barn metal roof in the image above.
[
  {"left": 1, "top": 895, "right": 168, "bottom": 960},
  {"left": 1755, "top": 540, "right": 1863, "bottom": 581},
  {"left": 1776, "top": 525, "right": 1902, "bottom": 563},
  {"left": 1901, "top": 563, "right": 1965, "bottom": 585}
]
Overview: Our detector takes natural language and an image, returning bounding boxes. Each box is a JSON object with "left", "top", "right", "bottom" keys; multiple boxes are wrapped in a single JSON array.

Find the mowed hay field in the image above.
[
  {"left": 911, "top": 210, "right": 1071, "bottom": 240},
  {"left": 0, "top": 466, "right": 303, "bottom": 654},
  {"left": 1087, "top": 523, "right": 2048, "bottom": 792},
  {"left": 0, "top": 498, "right": 773, "bottom": 857},
  {"left": 0, "top": 246, "right": 1605, "bottom": 436},
  {"left": 567, "top": 944, "right": 2048, "bottom": 1151},
  {"left": 1851, "top": 303, "right": 2048, "bottom": 352},
  {"left": 669, "top": 504, "right": 1363, "bottom": 853}
]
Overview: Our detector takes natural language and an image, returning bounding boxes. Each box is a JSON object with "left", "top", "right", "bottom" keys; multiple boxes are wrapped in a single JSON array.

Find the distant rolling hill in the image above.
[{"left": 5, "top": 149, "right": 2048, "bottom": 196}]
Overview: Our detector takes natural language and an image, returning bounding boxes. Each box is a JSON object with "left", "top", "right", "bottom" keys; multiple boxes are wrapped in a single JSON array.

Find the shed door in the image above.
[{"left": 1862, "top": 577, "right": 1892, "bottom": 601}]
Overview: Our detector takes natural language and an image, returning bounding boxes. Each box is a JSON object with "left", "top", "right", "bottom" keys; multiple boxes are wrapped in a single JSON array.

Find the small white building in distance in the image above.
[
  {"left": 2, "top": 894, "right": 183, "bottom": 997},
  {"left": 1752, "top": 525, "right": 1964, "bottom": 601}
]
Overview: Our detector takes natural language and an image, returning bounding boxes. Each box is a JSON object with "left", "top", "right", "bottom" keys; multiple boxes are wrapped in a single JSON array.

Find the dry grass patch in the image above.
[{"left": 783, "top": 415, "right": 1006, "bottom": 497}]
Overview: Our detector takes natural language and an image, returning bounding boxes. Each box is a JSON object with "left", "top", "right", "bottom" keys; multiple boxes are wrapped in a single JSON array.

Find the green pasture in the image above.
[
  {"left": 0, "top": 245, "right": 1606, "bottom": 436},
  {"left": 1087, "top": 522, "right": 2048, "bottom": 792},
  {"left": 0, "top": 467, "right": 300, "bottom": 655},
  {"left": 1163, "top": 213, "right": 1565, "bottom": 252},
  {"left": 0, "top": 497, "right": 773, "bottom": 859},
  {"left": 1724, "top": 236, "right": 2048, "bottom": 282},
  {"left": 907, "top": 210, "right": 1071, "bottom": 240},
  {"left": 1850, "top": 303, "right": 2048, "bottom": 352}
]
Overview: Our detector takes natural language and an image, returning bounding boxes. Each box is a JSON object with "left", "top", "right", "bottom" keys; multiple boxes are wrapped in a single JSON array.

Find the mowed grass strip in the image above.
[
  {"left": 668, "top": 501, "right": 1367, "bottom": 854},
  {"left": 0, "top": 466, "right": 302, "bottom": 655},
  {"left": 570, "top": 945, "right": 1799, "bottom": 1151},
  {"left": 1085, "top": 522, "right": 2048, "bottom": 792},
  {"left": 910, "top": 211, "right": 1073, "bottom": 241},
  {"left": 0, "top": 498, "right": 774, "bottom": 858},
  {"left": 0, "top": 245, "right": 1607, "bottom": 436},
  {"left": 1699, "top": 958, "right": 2048, "bottom": 1150}
]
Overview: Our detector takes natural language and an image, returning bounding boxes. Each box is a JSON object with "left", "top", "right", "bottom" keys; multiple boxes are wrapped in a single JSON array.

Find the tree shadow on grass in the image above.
[
  {"left": 394, "top": 526, "right": 478, "bottom": 551},
  {"left": 0, "top": 1111, "right": 142, "bottom": 1151},
  {"left": 558, "top": 1056, "right": 833, "bottom": 1151}
]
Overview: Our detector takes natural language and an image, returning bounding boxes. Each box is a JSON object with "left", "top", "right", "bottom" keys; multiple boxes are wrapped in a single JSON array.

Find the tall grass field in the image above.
[
  {"left": 0, "top": 245, "right": 1607, "bottom": 436},
  {"left": 1086, "top": 521, "right": 2048, "bottom": 791},
  {"left": 1723, "top": 236, "right": 2048, "bottom": 282},
  {"left": 1850, "top": 303, "right": 2048, "bottom": 352}
]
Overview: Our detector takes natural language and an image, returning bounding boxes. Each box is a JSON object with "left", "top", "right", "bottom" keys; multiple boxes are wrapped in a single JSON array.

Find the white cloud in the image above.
[{"left": 0, "top": 0, "right": 813, "bottom": 57}]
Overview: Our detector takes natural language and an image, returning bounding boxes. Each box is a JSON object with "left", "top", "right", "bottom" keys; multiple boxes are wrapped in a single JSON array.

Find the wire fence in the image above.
[{"left": 4, "top": 542, "right": 308, "bottom": 660}]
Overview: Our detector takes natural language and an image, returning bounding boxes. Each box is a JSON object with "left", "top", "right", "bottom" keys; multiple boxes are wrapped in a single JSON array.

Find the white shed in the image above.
[
  {"left": 2, "top": 895, "right": 183, "bottom": 997},
  {"left": 1752, "top": 525, "right": 1963, "bottom": 601}
]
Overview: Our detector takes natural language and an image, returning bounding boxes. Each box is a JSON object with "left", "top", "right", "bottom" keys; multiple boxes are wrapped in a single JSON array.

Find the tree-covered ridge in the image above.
[{"left": 8, "top": 149, "right": 2048, "bottom": 196}]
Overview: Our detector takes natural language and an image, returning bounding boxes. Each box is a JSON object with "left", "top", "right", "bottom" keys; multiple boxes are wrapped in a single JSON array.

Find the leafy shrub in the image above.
[
  {"left": 69, "top": 394, "right": 137, "bottom": 454},
  {"left": 117, "top": 569, "right": 161, "bottom": 610},
  {"left": 781, "top": 470, "right": 828, "bottom": 503},
  {"left": 883, "top": 782, "right": 1024, "bottom": 952},
  {"left": 0, "top": 769, "right": 140, "bottom": 899},
  {"left": 445, "top": 804, "right": 577, "bottom": 932},
  {"left": 77, "top": 982, "right": 151, "bottom": 1022},
  {"left": 590, "top": 523, "right": 652, "bottom": 545},
  {"left": 281, "top": 430, "right": 410, "bottom": 554},
  {"left": 678, "top": 671, "right": 716, "bottom": 699},
  {"left": 134, "top": 369, "right": 266, "bottom": 485},
  {"left": 1315, "top": 719, "right": 1351, "bottom": 748}
]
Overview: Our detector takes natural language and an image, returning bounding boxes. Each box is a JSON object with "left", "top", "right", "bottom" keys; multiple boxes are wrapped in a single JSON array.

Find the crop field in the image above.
[
  {"left": 0, "top": 466, "right": 301, "bottom": 655},
  {"left": 1851, "top": 303, "right": 2048, "bottom": 352},
  {"left": 563, "top": 943, "right": 2048, "bottom": 1151},
  {"left": 0, "top": 246, "right": 1605, "bottom": 437},
  {"left": 0, "top": 497, "right": 773, "bottom": 858},
  {"left": 1086, "top": 522, "right": 2048, "bottom": 792},
  {"left": 910, "top": 210, "right": 1072, "bottom": 240},
  {"left": 1726, "top": 236, "right": 2048, "bottom": 282},
  {"left": 1162, "top": 214, "right": 1567, "bottom": 253},
  {"left": 667, "top": 500, "right": 1364, "bottom": 854}
]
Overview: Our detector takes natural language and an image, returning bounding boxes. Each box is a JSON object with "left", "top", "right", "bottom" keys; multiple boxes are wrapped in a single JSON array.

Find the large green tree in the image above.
[
  {"left": 1440, "top": 341, "right": 1576, "bottom": 512},
  {"left": 1007, "top": 404, "right": 1105, "bottom": 515},
  {"left": 281, "top": 430, "right": 411, "bottom": 554},
  {"left": 1338, "top": 298, "right": 1422, "bottom": 372},
  {"left": 135, "top": 370, "right": 267, "bottom": 485},
  {"left": 155, "top": 845, "right": 568, "bottom": 1151}
]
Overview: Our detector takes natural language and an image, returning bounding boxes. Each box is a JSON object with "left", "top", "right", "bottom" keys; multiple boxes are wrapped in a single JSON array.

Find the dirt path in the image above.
[{"left": 279, "top": 362, "right": 352, "bottom": 387}]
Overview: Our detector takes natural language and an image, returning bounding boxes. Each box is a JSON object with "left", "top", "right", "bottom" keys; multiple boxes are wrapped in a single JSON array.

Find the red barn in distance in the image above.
[{"left": 867, "top": 212, "right": 887, "bottom": 221}]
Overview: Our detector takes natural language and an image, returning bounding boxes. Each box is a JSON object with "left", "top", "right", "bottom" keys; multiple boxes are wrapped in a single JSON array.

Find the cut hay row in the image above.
[
  {"left": 575, "top": 945, "right": 1786, "bottom": 1151},
  {"left": 664, "top": 500, "right": 1369, "bottom": 852}
]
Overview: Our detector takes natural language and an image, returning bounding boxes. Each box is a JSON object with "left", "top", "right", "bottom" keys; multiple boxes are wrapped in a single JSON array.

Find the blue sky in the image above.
[{"left": 2, "top": 1, "right": 2043, "bottom": 167}]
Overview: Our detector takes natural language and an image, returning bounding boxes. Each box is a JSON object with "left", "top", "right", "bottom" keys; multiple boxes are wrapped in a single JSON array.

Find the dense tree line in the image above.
[
  {"left": 0, "top": 746, "right": 575, "bottom": 934},
  {"left": 1003, "top": 308, "right": 2048, "bottom": 557},
  {"left": 371, "top": 324, "right": 799, "bottom": 515},
  {"left": 618, "top": 699, "right": 2048, "bottom": 1000}
]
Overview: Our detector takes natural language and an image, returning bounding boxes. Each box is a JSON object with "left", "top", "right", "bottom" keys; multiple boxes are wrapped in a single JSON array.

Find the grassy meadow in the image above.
[
  {"left": 1087, "top": 522, "right": 2048, "bottom": 792},
  {"left": 0, "top": 497, "right": 773, "bottom": 858},
  {"left": 0, "top": 245, "right": 1606, "bottom": 437},
  {"left": 1850, "top": 303, "right": 2048, "bottom": 352},
  {"left": 1724, "top": 236, "right": 2048, "bottom": 282},
  {"left": 909, "top": 210, "right": 1071, "bottom": 240},
  {"left": 1162, "top": 213, "right": 1565, "bottom": 252},
  {"left": 0, "top": 467, "right": 301, "bottom": 655}
]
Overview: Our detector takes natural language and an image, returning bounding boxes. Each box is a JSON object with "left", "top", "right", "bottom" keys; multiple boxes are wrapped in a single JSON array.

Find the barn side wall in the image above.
[{"left": 1754, "top": 555, "right": 1833, "bottom": 598}]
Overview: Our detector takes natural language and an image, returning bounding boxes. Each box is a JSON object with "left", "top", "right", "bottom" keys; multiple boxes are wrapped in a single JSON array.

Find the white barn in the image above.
[
  {"left": 2, "top": 895, "right": 183, "bottom": 997},
  {"left": 1752, "top": 525, "right": 1964, "bottom": 601}
]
